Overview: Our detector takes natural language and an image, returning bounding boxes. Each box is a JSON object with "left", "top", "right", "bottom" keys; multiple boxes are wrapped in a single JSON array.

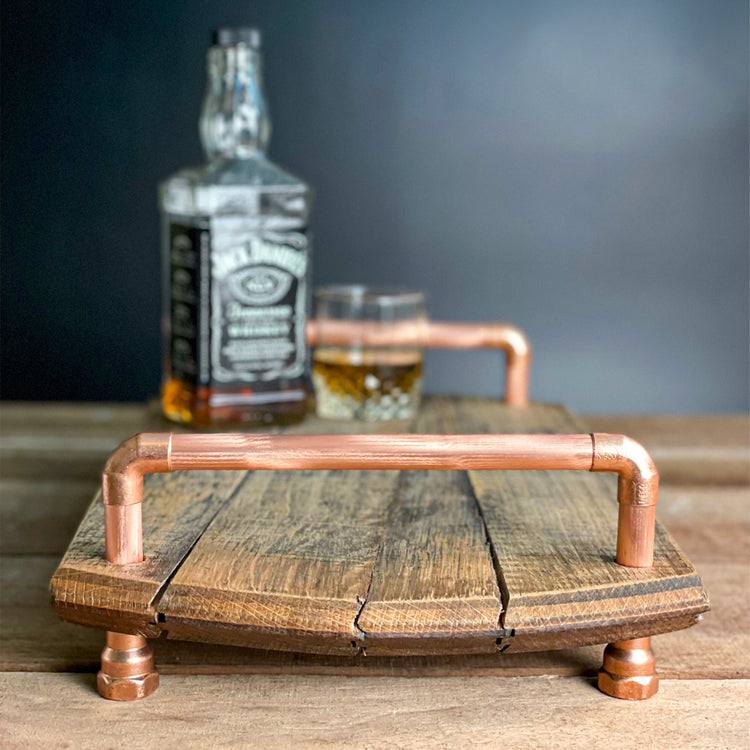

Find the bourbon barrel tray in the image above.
[{"left": 49, "top": 324, "right": 709, "bottom": 702}]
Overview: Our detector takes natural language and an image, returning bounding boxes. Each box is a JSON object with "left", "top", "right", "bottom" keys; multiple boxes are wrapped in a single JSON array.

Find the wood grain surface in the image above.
[
  {"left": 2, "top": 673, "right": 748, "bottom": 750},
  {"left": 1, "top": 401, "right": 747, "bottom": 749},
  {"left": 160, "top": 468, "right": 402, "bottom": 653}
]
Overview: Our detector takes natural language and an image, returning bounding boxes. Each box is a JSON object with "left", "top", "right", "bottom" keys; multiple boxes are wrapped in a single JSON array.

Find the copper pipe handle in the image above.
[
  {"left": 102, "top": 432, "right": 657, "bottom": 570},
  {"left": 306, "top": 320, "right": 531, "bottom": 406}
]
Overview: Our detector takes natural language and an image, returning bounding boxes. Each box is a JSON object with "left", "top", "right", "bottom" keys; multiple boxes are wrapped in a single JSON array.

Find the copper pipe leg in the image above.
[
  {"left": 598, "top": 637, "right": 659, "bottom": 700},
  {"left": 97, "top": 632, "right": 159, "bottom": 701}
]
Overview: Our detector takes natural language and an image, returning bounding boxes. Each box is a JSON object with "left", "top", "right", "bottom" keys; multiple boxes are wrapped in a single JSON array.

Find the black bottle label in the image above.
[
  {"left": 168, "top": 223, "right": 208, "bottom": 386},
  {"left": 168, "top": 221, "right": 308, "bottom": 388}
]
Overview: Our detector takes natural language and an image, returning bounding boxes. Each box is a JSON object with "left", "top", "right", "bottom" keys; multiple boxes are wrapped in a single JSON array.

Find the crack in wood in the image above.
[
  {"left": 149, "top": 472, "right": 248, "bottom": 628},
  {"left": 464, "top": 471, "right": 512, "bottom": 640}
]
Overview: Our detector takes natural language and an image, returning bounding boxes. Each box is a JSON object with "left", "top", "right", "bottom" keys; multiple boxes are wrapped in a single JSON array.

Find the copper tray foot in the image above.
[
  {"left": 97, "top": 632, "right": 159, "bottom": 701},
  {"left": 598, "top": 637, "right": 659, "bottom": 700}
]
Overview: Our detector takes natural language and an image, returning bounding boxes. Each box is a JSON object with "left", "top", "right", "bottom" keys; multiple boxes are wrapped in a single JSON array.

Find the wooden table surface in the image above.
[{"left": 1, "top": 402, "right": 748, "bottom": 749}]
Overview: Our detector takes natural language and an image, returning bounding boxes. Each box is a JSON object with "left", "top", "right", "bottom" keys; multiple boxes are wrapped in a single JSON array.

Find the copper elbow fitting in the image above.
[
  {"left": 103, "top": 433, "right": 171, "bottom": 565},
  {"left": 591, "top": 433, "right": 659, "bottom": 568},
  {"left": 423, "top": 322, "right": 531, "bottom": 407}
]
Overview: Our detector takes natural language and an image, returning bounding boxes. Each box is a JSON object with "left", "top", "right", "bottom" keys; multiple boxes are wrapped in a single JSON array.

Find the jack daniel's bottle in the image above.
[{"left": 160, "top": 28, "right": 312, "bottom": 426}]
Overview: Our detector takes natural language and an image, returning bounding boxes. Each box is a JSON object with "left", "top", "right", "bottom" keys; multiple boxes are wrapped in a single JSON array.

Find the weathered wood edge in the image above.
[
  {"left": 49, "top": 471, "right": 247, "bottom": 635},
  {"left": 5, "top": 556, "right": 746, "bottom": 679}
]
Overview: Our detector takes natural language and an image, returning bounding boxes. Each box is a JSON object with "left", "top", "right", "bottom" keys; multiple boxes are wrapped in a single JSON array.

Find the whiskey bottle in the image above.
[{"left": 160, "top": 28, "right": 312, "bottom": 426}]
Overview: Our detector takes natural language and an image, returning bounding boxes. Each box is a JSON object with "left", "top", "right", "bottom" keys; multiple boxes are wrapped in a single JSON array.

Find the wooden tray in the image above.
[
  {"left": 50, "top": 400, "right": 707, "bottom": 659},
  {"left": 49, "top": 323, "right": 708, "bottom": 701}
]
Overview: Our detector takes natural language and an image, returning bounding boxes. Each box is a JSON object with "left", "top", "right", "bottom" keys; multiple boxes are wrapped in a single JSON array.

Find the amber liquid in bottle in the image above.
[
  {"left": 159, "top": 28, "right": 312, "bottom": 427},
  {"left": 161, "top": 378, "right": 308, "bottom": 427}
]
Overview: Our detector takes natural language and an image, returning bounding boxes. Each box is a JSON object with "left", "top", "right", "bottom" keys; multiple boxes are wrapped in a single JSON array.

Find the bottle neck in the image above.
[{"left": 199, "top": 45, "right": 271, "bottom": 160}]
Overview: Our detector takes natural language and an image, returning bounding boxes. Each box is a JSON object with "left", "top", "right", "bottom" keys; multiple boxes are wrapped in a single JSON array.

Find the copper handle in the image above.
[
  {"left": 306, "top": 320, "right": 531, "bottom": 406},
  {"left": 102, "top": 432, "right": 656, "bottom": 570}
]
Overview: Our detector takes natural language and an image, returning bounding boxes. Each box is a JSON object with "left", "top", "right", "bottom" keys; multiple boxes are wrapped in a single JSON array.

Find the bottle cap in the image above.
[{"left": 212, "top": 28, "right": 261, "bottom": 48}]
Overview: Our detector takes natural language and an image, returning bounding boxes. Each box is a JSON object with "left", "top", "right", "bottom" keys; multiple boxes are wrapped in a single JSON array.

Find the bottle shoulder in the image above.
[
  {"left": 160, "top": 156, "right": 312, "bottom": 221},
  {"left": 162, "top": 156, "right": 308, "bottom": 190}
]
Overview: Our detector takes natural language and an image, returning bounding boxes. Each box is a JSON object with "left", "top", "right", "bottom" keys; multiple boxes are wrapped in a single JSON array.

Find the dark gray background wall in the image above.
[{"left": 2, "top": 0, "right": 748, "bottom": 412}]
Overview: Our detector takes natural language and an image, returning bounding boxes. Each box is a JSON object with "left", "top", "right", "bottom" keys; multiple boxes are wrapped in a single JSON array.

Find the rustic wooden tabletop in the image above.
[{"left": 1, "top": 401, "right": 748, "bottom": 749}]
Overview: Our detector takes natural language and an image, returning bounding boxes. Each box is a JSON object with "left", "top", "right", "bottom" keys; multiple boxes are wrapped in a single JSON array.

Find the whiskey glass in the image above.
[{"left": 311, "top": 286, "right": 426, "bottom": 420}]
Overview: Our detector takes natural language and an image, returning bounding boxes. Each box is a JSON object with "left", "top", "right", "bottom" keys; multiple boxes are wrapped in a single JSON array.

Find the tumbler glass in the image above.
[{"left": 312, "top": 286, "right": 426, "bottom": 420}]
